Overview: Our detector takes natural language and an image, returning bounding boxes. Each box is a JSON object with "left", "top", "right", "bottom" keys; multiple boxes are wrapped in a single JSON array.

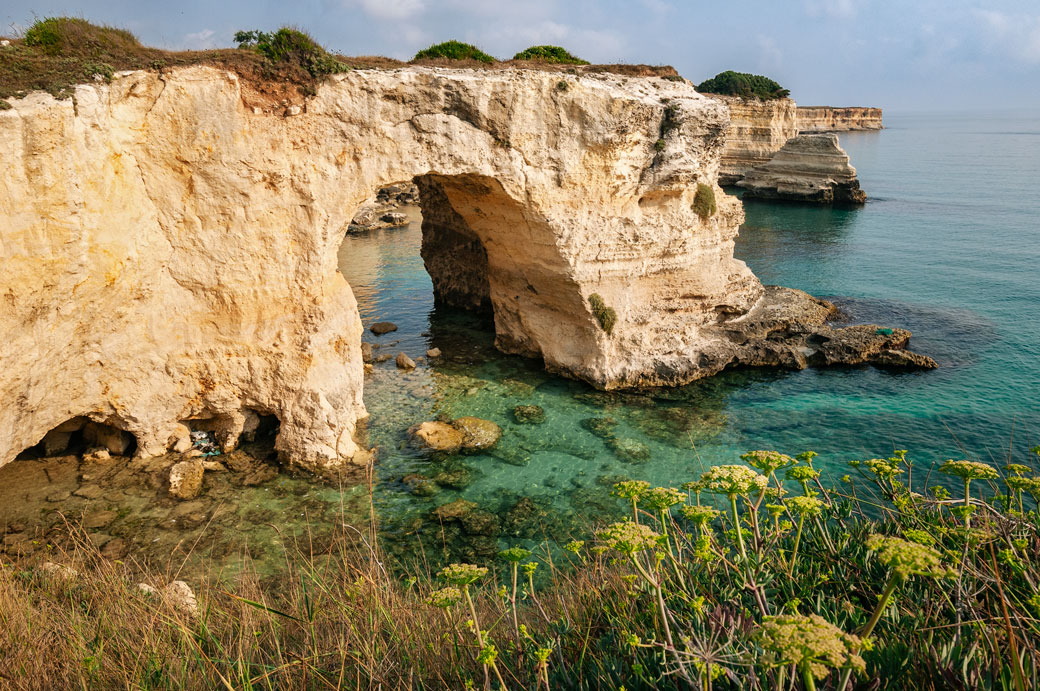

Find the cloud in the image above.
[
  {"left": 975, "top": 10, "right": 1040, "bottom": 65},
  {"left": 351, "top": 0, "right": 426, "bottom": 21},
  {"left": 182, "top": 29, "right": 218, "bottom": 49}
]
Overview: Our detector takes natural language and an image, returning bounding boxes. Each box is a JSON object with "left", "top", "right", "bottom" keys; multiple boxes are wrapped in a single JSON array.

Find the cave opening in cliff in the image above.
[{"left": 16, "top": 418, "right": 136, "bottom": 460}]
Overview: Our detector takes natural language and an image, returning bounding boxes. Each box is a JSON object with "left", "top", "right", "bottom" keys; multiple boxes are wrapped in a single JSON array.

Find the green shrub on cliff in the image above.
[
  {"left": 235, "top": 27, "right": 347, "bottom": 78},
  {"left": 696, "top": 70, "right": 790, "bottom": 100},
  {"left": 588, "top": 293, "right": 617, "bottom": 335},
  {"left": 512, "top": 45, "right": 589, "bottom": 65},
  {"left": 694, "top": 183, "right": 717, "bottom": 220},
  {"left": 413, "top": 40, "right": 495, "bottom": 64},
  {"left": 24, "top": 17, "right": 140, "bottom": 56}
]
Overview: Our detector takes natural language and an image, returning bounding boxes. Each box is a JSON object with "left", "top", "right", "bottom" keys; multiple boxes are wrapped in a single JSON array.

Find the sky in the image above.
[{"left": 4, "top": 0, "right": 1040, "bottom": 110}]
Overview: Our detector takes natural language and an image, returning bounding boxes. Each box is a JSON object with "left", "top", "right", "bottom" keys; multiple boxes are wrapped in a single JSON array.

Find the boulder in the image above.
[
  {"left": 369, "top": 322, "right": 398, "bottom": 336},
  {"left": 83, "top": 422, "right": 133, "bottom": 455},
  {"left": 426, "top": 348, "right": 442, "bottom": 358},
  {"left": 453, "top": 417, "right": 502, "bottom": 452},
  {"left": 396, "top": 352, "right": 416, "bottom": 370},
  {"left": 42, "top": 429, "right": 72, "bottom": 456},
  {"left": 82, "top": 447, "right": 113, "bottom": 464},
  {"left": 169, "top": 459, "right": 204, "bottom": 500},
  {"left": 409, "top": 421, "right": 464, "bottom": 453},
  {"left": 513, "top": 405, "right": 546, "bottom": 424},
  {"left": 361, "top": 342, "right": 374, "bottom": 363}
]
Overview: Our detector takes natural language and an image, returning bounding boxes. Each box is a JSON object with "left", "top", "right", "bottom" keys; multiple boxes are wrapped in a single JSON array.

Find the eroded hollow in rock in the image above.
[{"left": 16, "top": 418, "right": 136, "bottom": 459}]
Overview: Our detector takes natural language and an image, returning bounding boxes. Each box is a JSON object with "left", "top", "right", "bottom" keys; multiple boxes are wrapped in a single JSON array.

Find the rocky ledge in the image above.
[
  {"left": 348, "top": 183, "right": 419, "bottom": 233},
  {"left": 738, "top": 134, "right": 866, "bottom": 205},
  {"left": 796, "top": 106, "right": 883, "bottom": 133}
]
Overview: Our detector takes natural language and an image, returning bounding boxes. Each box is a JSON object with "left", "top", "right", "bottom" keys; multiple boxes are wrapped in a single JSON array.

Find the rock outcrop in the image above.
[
  {"left": 738, "top": 134, "right": 866, "bottom": 204},
  {"left": 347, "top": 183, "right": 419, "bottom": 233},
  {"left": 797, "top": 106, "right": 883, "bottom": 133},
  {"left": 705, "top": 95, "right": 798, "bottom": 185},
  {"left": 0, "top": 66, "right": 923, "bottom": 472}
]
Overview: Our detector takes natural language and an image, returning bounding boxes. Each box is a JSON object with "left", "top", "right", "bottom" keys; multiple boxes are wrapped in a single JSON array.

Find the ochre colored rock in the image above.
[
  {"left": 169, "top": 460, "right": 204, "bottom": 500},
  {"left": 704, "top": 95, "right": 798, "bottom": 185},
  {"left": 796, "top": 106, "right": 883, "bottom": 133},
  {"left": 453, "top": 417, "right": 502, "bottom": 452},
  {"left": 395, "top": 352, "right": 416, "bottom": 370},
  {"left": 409, "top": 421, "right": 464, "bottom": 453}
]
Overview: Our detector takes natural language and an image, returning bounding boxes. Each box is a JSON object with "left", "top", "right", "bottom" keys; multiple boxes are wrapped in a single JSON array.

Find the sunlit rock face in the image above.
[
  {"left": 738, "top": 134, "right": 867, "bottom": 205},
  {"left": 0, "top": 64, "right": 766, "bottom": 470},
  {"left": 796, "top": 106, "right": 883, "bottom": 133},
  {"left": 704, "top": 94, "right": 799, "bottom": 185}
]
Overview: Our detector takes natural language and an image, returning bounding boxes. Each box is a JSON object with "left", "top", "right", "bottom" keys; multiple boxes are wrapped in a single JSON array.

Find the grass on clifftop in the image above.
[
  {"left": 512, "top": 45, "right": 589, "bottom": 65},
  {"left": 413, "top": 40, "right": 496, "bottom": 64},
  {"left": 697, "top": 70, "right": 790, "bottom": 100},
  {"left": 3, "top": 446, "right": 1039, "bottom": 689}
]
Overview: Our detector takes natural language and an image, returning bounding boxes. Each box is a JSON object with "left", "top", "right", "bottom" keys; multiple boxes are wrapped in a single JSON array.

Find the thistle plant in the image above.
[
  {"left": 700, "top": 465, "right": 767, "bottom": 559},
  {"left": 940, "top": 460, "right": 998, "bottom": 526},
  {"left": 757, "top": 614, "right": 865, "bottom": 691}
]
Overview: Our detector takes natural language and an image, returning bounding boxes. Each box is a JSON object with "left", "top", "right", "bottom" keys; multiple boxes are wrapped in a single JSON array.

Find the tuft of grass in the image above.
[
  {"left": 23, "top": 17, "right": 140, "bottom": 57},
  {"left": 413, "top": 40, "right": 495, "bottom": 63},
  {"left": 588, "top": 293, "right": 617, "bottom": 335},
  {"left": 512, "top": 45, "right": 589, "bottom": 65},
  {"left": 693, "top": 182, "right": 717, "bottom": 220}
]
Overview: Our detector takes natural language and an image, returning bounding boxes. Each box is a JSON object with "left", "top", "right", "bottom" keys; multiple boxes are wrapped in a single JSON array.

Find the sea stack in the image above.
[{"left": 738, "top": 133, "right": 866, "bottom": 205}]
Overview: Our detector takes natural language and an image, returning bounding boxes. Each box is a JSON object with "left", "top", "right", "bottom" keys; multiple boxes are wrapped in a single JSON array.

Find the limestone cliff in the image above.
[
  {"left": 739, "top": 134, "right": 866, "bottom": 204},
  {"left": 797, "top": 106, "right": 883, "bottom": 132},
  {"left": 0, "top": 65, "right": 766, "bottom": 471},
  {"left": 704, "top": 95, "right": 798, "bottom": 185}
]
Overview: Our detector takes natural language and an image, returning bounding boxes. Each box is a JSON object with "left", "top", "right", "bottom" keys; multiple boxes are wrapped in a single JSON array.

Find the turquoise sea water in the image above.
[{"left": 340, "top": 111, "right": 1040, "bottom": 556}]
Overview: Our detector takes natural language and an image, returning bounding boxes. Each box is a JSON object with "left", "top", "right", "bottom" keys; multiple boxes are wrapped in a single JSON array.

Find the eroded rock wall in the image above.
[
  {"left": 739, "top": 133, "right": 866, "bottom": 204},
  {"left": 796, "top": 106, "right": 883, "bottom": 132},
  {"left": 705, "top": 95, "right": 798, "bottom": 185},
  {"left": 0, "top": 65, "right": 763, "bottom": 470}
]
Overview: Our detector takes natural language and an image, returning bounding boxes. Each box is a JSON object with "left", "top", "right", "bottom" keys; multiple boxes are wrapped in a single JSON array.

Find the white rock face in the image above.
[
  {"left": 738, "top": 134, "right": 866, "bottom": 204},
  {"left": 0, "top": 66, "right": 764, "bottom": 471},
  {"left": 705, "top": 95, "right": 798, "bottom": 185}
]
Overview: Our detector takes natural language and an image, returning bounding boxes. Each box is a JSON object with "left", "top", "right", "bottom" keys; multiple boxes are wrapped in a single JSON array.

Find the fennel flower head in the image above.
[
  {"left": 700, "top": 465, "right": 768, "bottom": 498},
  {"left": 757, "top": 613, "right": 865, "bottom": 680},
  {"left": 437, "top": 563, "right": 488, "bottom": 586},
  {"left": 597, "top": 521, "right": 661, "bottom": 556},
  {"left": 642, "top": 486, "right": 686, "bottom": 511},
  {"left": 786, "top": 495, "right": 825, "bottom": 518},
  {"left": 741, "top": 450, "right": 795, "bottom": 475},
  {"left": 939, "top": 460, "right": 998, "bottom": 481},
  {"left": 612, "top": 480, "right": 651, "bottom": 500},
  {"left": 865, "top": 535, "right": 954, "bottom": 580},
  {"left": 680, "top": 504, "right": 721, "bottom": 526},
  {"left": 426, "top": 586, "right": 462, "bottom": 608}
]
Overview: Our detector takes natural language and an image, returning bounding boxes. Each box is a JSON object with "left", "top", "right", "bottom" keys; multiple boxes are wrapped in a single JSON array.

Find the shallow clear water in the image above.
[{"left": 341, "top": 111, "right": 1040, "bottom": 561}]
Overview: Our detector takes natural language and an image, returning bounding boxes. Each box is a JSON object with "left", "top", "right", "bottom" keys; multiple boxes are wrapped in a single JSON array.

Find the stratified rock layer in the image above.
[
  {"left": 704, "top": 95, "right": 798, "bottom": 185},
  {"left": 796, "top": 106, "right": 883, "bottom": 132},
  {"left": 0, "top": 65, "right": 763, "bottom": 470},
  {"left": 738, "top": 134, "right": 866, "bottom": 204}
]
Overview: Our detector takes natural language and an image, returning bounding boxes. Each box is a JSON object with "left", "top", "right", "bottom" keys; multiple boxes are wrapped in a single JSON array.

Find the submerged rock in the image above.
[
  {"left": 409, "top": 421, "right": 464, "bottom": 453},
  {"left": 169, "top": 460, "right": 204, "bottom": 500},
  {"left": 513, "top": 405, "right": 546, "bottom": 424},
  {"left": 360, "top": 342, "right": 374, "bottom": 363},
  {"left": 582, "top": 417, "right": 618, "bottom": 439},
  {"left": 738, "top": 133, "right": 866, "bottom": 204},
  {"left": 453, "top": 417, "right": 502, "bottom": 452},
  {"left": 426, "top": 348, "right": 442, "bottom": 358},
  {"left": 609, "top": 437, "right": 652, "bottom": 464},
  {"left": 369, "top": 322, "right": 398, "bottom": 336},
  {"left": 402, "top": 473, "right": 439, "bottom": 497}
]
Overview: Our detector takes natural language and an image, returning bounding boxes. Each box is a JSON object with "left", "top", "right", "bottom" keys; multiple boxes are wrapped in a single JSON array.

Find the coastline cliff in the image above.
[
  {"left": 796, "top": 106, "right": 883, "bottom": 132},
  {"left": 704, "top": 94, "right": 798, "bottom": 185}
]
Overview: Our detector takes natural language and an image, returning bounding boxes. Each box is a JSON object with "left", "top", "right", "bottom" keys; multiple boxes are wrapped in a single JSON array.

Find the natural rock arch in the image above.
[{"left": 0, "top": 65, "right": 768, "bottom": 471}]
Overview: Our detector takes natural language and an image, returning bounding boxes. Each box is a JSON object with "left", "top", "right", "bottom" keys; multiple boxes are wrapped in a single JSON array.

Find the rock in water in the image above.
[
  {"left": 453, "top": 417, "right": 502, "bottom": 452},
  {"left": 513, "top": 405, "right": 546, "bottom": 424},
  {"left": 169, "top": 460, "right": 204, "bottom": 499},
  {"left": 370, "top": 322, "right": 398, "bottom": 336},
  {"left": 361, "top": 342, "right": 374, "bottom": 363},
  {"left": 396, "top": 352, "right": 416, "bottom": 370},
  {"left": 738, "top": 133, "right": 866, "bottom": 204},
  {"left": 409, "top": 421, "right": 464, "bottom": 453},
  {"left": 426, "top": 348, "right": 442, "bottom": 358}
]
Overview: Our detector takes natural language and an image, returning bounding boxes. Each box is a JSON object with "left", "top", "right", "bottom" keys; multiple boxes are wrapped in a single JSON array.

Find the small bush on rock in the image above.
[
  {"left": 696, "top": 70, "right": 789, "bottom": 100},
  {"left": 237, "top": 27, "right": 348, "bottom": 78},
  {"left": 413, "top": 40, "right": 495, "bottom": 63},
  {"left": 694, "top": 183, "right": 717, "bottom": 220},
  {"left": 588, "top": 294, "right": 617, "bottom": 335},
  {"left": 512, "top": 45, "right": 589, "bottom": 65}
]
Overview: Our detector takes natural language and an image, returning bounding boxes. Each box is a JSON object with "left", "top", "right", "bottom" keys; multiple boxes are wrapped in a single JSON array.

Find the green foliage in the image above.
[
  {"left": 413, "top": 40, "right": 495, "bottom": 63},
  {"left": 661, "top": 74, "right": 684, "bottom": 82},
  {"left": 512, "top": 45, "right": 589, "bottom": 65},
  {"left": 696, "top": 70, "right": 790, "bottom": 100},
  {"left": 588, "top": 293, "right": 617, "bottom": 335},
  {"left": 0, "top": 99, "right": 11, "bottom": 110},
  {"left": 235, "top": 27, "right": 348, "bottom": 78},
  {"left": 23, "top": 17, "right": 140, "bottom": 56},
  {"left": 693, "top": 182, "right": 717, "bottom": 220},
  {"left": 555, "top": 79, "right": 569, "bottom": 92}
]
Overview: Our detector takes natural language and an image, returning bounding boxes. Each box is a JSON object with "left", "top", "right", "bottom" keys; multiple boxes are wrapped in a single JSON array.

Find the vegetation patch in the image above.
[
  {"left": 588, "top": 293, "right": 617, "bottom": 335},
  {"left": 696, "top": 70, "right": 790, "bottom": 100},
  {"left": 234, "top": 28, "right": 347, "bottom": 78},
  {"left": 413, "top": 40, "right": 495, "bottom": 64},
  {"left": 23, "top": 17, "right": 141, "bottom": 56},
  {"left": 512, "top": 45, "right": 589, "bottom": 65},
  {"left": 693, "top": 182, "right": 717, "bottom": 219}
]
